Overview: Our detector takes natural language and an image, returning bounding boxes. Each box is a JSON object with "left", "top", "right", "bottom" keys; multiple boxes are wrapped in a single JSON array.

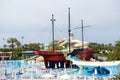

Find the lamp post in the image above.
[
  {"left": 2, "top": 38, "right": 5, "bottom": 60},
  {"left": 50, "top": 14, "right": 56, "bottom": 52},
  {"left": 21, "top": 36, "right": 24, "bottom": 52},
  {"left": 21, "top": 36, "right": 24, "bottom": 59},
  {"left": 3, "top": 38, "right": 5, "bottom": 51}
]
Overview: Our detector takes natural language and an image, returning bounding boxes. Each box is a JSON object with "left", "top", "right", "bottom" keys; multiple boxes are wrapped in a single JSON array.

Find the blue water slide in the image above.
[{"left": 88, "top": 66, "right": 110, "bottom": 75}]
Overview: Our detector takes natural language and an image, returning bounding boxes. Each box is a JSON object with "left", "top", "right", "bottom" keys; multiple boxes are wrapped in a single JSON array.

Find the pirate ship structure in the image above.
[{"left": 34, "top": 8, "right": 93, "bottom": 68}]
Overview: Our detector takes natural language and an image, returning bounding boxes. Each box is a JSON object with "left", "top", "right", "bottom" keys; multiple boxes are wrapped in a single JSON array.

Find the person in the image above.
[
  {"left": 18, "top": 69, "right": 22, "bottom": 74},
  {"left": 5, "top": 69, "right": 7, "bottom": 76}
]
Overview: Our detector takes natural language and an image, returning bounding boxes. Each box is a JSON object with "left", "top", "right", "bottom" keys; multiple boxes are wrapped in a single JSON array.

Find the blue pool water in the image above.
[{"left": 0, "top": 60, "right": 120, "bottom": 79}]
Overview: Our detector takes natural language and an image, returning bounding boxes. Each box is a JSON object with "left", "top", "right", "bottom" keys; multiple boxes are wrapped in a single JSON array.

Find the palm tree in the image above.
[
  {"left": 28, "top": 43, "right": 40, "bottom": 50},
  {"left": 7, "top": 38, "right": 21, "bottom": 48},
  {"left": 7, "top": 37, "right": 21, "bottom": 59},
  {"left": 48, "top": 40, "right": 59, "bottom": 51}
]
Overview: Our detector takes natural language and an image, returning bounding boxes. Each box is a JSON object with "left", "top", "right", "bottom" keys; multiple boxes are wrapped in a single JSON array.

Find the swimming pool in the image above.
[{"left": 0, "top": 60, "right": 120, "bottom": 79}]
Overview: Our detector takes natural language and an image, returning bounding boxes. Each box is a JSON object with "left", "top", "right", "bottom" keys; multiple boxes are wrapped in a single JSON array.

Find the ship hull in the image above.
[{"left": 34, "top": 50, "right": 70, "bottom": 68}]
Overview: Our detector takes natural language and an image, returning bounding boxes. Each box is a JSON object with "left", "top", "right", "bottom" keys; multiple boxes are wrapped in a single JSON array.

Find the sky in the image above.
[{"left": 0, "top": 0, "right": 120, "bottom": 48}]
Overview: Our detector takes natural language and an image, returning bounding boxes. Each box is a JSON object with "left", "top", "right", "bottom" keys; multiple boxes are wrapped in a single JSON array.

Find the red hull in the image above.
[
  {"left": 79, "top": 48, "right": 94, "bottom": 59},
  {"left": 34, "top": 50, "right": 68, "bottom": 68},
  {"left": 34, "top": 48, "right": 93, "bottom": 68}
]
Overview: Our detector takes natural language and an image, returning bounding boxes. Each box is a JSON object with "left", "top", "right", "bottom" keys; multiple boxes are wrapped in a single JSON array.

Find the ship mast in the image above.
[
  {"left": 68, "top": 8, "right": 71, "bottom": 53},
  {"left": 81, "top": 20, "right": 84, "bottom": 49},
  {"left": 81, "top": 20, "right": 91, "bottom": 49},
  {"left": 74, "top": 20, "right": 91, "bottom": 49},
  {"left": 50, "top": 14, "right": 56, "bottom": 52}
]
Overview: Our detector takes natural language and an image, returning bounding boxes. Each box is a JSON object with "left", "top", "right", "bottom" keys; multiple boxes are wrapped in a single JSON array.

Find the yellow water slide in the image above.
[{"left": 54, "top": 40, "right": 65, "bottom": 50}]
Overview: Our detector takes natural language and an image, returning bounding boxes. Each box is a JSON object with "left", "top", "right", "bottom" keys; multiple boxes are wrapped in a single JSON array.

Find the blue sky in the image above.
[{"left": 0, "top": 0, "right": 120, "bottom": 48}]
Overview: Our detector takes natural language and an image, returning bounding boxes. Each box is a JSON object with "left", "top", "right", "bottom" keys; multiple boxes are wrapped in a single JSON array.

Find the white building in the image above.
[{"left": 58, "top": 32, "right": 89, "bottom": 53}]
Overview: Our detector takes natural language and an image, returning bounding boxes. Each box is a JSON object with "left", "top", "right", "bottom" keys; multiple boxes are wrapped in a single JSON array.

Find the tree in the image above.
[
  {"left": 7, "top": 38, "right": 21, "bottom": 49},
  {"left": 7, "top": 37, "right": 21, "bottom": 59},
  {"left": 106, "top": 40, "right": 120, "bottom": 61},
  {"left": 23, "top": 44, "right": 29, "bottom": 50},
  {"left": 89, "top": 42, "right": 102, "bottom": 53},
  {"left": 28, "top": 43, "right": 40, "bottom": 50},
  {"left": 48, "top": 40, "right": 59, "bottom": 51},
  {"left": 38, "top": 43, "right": 45, "bottom": 49},
  {"left": 115, "top": 40, "right": 120, "bottom": 52}
]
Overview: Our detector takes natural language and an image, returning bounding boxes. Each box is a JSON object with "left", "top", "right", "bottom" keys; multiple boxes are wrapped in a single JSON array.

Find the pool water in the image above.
[{"left": 0, "top": 60, "right": 120, "bottom": 79}]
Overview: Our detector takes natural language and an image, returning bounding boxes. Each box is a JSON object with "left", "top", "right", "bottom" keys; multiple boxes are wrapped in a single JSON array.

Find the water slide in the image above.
[
  {"left": 66, "top": 55, "right": 120, "bottom": 67},
  {"left": 24, "top": 55, "right": 40, "bottom": 62},
  {"left": 52, "top": 40, "right": 65, "bottom": 51},
  {"left": 65, "top": 55, "right": 120, "bottom": 75},
  {"left": 86, "top": 66, "right": 110, "bottom": 74}
]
